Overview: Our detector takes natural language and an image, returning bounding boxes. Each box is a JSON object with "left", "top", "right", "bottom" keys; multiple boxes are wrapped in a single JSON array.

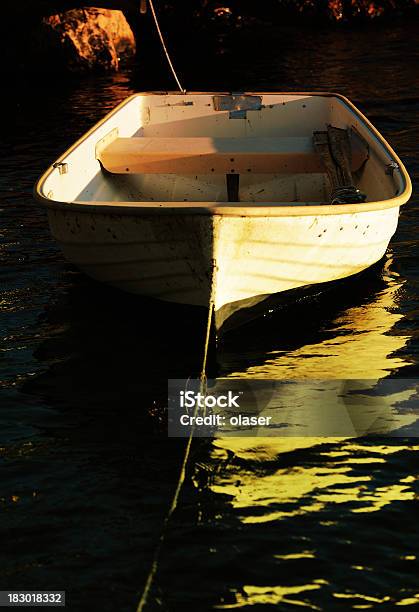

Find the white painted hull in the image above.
[
  {"left": 212, "top": 207, "right": 400, "bottom": 328},
  {"left": 47, "top": 204, "right": 399, "bottom": 330},
  {"left": 47, "top": 208, "right": 214, "bottom": 306}
]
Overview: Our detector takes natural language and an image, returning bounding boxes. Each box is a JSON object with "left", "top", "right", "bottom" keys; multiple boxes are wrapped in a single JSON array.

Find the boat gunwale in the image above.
[
  {"left": 34, "top": 91, "right": 412, "bottom": 217},
  {"left": 41, "top": 198, "right": 404, "bottom": 217}
]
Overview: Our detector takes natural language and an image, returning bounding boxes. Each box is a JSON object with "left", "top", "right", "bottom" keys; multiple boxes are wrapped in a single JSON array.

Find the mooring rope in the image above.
[
  {"left": 136, "top": 273, "right": 216, "bottom": 612},
  {"left": 147, "top": 0, "right": 186, "bottom": 93}
]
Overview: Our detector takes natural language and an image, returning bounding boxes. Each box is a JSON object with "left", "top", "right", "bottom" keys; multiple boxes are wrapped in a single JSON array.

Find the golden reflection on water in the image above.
[
  {"left": 210, "top": 441, "right": 415, "bottom": 522},
  {"left": 215, "top": 581, "right": 328, "bottom": 609},
  {"left": 227, "top": 272, "right": 410, "bottom": 380},
  {"left": 209, "top": 437, "right": 418, "bottom": 608},
  {"left": 210, "top": 268, "right": 419, "bottom": 608}
]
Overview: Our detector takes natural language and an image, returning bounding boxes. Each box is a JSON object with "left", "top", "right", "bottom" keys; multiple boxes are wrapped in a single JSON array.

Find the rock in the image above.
[
  {"left": 93, "top": 8, "right": 136, "bottom": 61},
  {"left": 39, "top": 8, "right": 136, "bottom": 73}
]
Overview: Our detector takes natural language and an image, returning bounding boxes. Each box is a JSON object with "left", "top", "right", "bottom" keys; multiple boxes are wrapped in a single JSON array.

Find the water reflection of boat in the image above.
[
  {"left": 35, "top": 92, "right": 411, "bottom": 333},
  {"left": 216, "top": 268, "right": 418, "bottom": 436},
  {"left": 207, "top": 266, "right": 418, "bottom": 609},
  {"left": 214, "top": 268, "right": 417, "bottom": 426},
  {"left": 223, "top": 262, "right": 410, "bottom": 380}
]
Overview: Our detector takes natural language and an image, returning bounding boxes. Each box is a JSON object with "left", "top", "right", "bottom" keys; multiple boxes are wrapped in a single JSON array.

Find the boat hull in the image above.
[
  {"left": 212, "top": 206, "right": 399, "bottom": 329},
  {"left": 47, "top": 208, "right": 214, "bottom": 306},
  {"left": 47, "top": 204, "right": 399, "bottom": 331}
]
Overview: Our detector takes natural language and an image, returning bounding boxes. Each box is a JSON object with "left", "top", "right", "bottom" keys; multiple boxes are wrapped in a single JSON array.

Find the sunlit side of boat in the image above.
[{"left": 35, "top": 92, "right": 411, "bottom": 332}]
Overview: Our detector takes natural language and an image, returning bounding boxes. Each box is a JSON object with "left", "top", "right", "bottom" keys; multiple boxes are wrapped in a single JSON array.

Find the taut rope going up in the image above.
[{"left": 147, "top": 0, "right": 186, "bottom": 93}]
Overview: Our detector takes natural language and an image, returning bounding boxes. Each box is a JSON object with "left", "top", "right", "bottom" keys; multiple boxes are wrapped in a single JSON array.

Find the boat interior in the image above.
[{"left": 40, "top": 93, "right": 406, "bottom": 207}]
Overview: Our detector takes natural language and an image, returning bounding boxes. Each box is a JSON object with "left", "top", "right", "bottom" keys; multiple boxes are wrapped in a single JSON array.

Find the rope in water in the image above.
[
  {"left": 136, "top": 271, "right": 216, "bottom": 612},
  {"left": 147, "top": 0, "right": 186, "bottom": 93}
]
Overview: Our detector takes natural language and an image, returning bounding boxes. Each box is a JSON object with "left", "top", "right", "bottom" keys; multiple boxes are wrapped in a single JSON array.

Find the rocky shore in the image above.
[
  {"left": 38, "top": 8, "right": 136, "bottom": 72},
  {"left": 3, "top": 1, "right": 419, "bottom": 74}
]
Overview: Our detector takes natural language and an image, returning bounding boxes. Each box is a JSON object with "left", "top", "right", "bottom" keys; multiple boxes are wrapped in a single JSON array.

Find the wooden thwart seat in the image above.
[{"left": 97, "top": 136, "right": 366, "bottom": 175}]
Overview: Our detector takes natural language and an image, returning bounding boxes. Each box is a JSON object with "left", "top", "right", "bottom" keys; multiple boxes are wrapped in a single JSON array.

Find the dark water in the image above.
[{"left": 1, "top": 20, "right": 419, "bottom": 611}]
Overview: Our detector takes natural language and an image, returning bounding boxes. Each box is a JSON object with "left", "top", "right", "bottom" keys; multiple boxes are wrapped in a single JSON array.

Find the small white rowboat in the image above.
[{"left": 35, "top": 92, "right": 411, "bottom": 332}]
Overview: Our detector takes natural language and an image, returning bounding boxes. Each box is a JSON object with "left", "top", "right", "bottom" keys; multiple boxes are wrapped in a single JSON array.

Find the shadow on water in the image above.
[
  {"left": 2, "top": 271, "right": 215, "bottom": 612},
  {"left": 21, "top": 274, "right": 215, "bottom": 421}
]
